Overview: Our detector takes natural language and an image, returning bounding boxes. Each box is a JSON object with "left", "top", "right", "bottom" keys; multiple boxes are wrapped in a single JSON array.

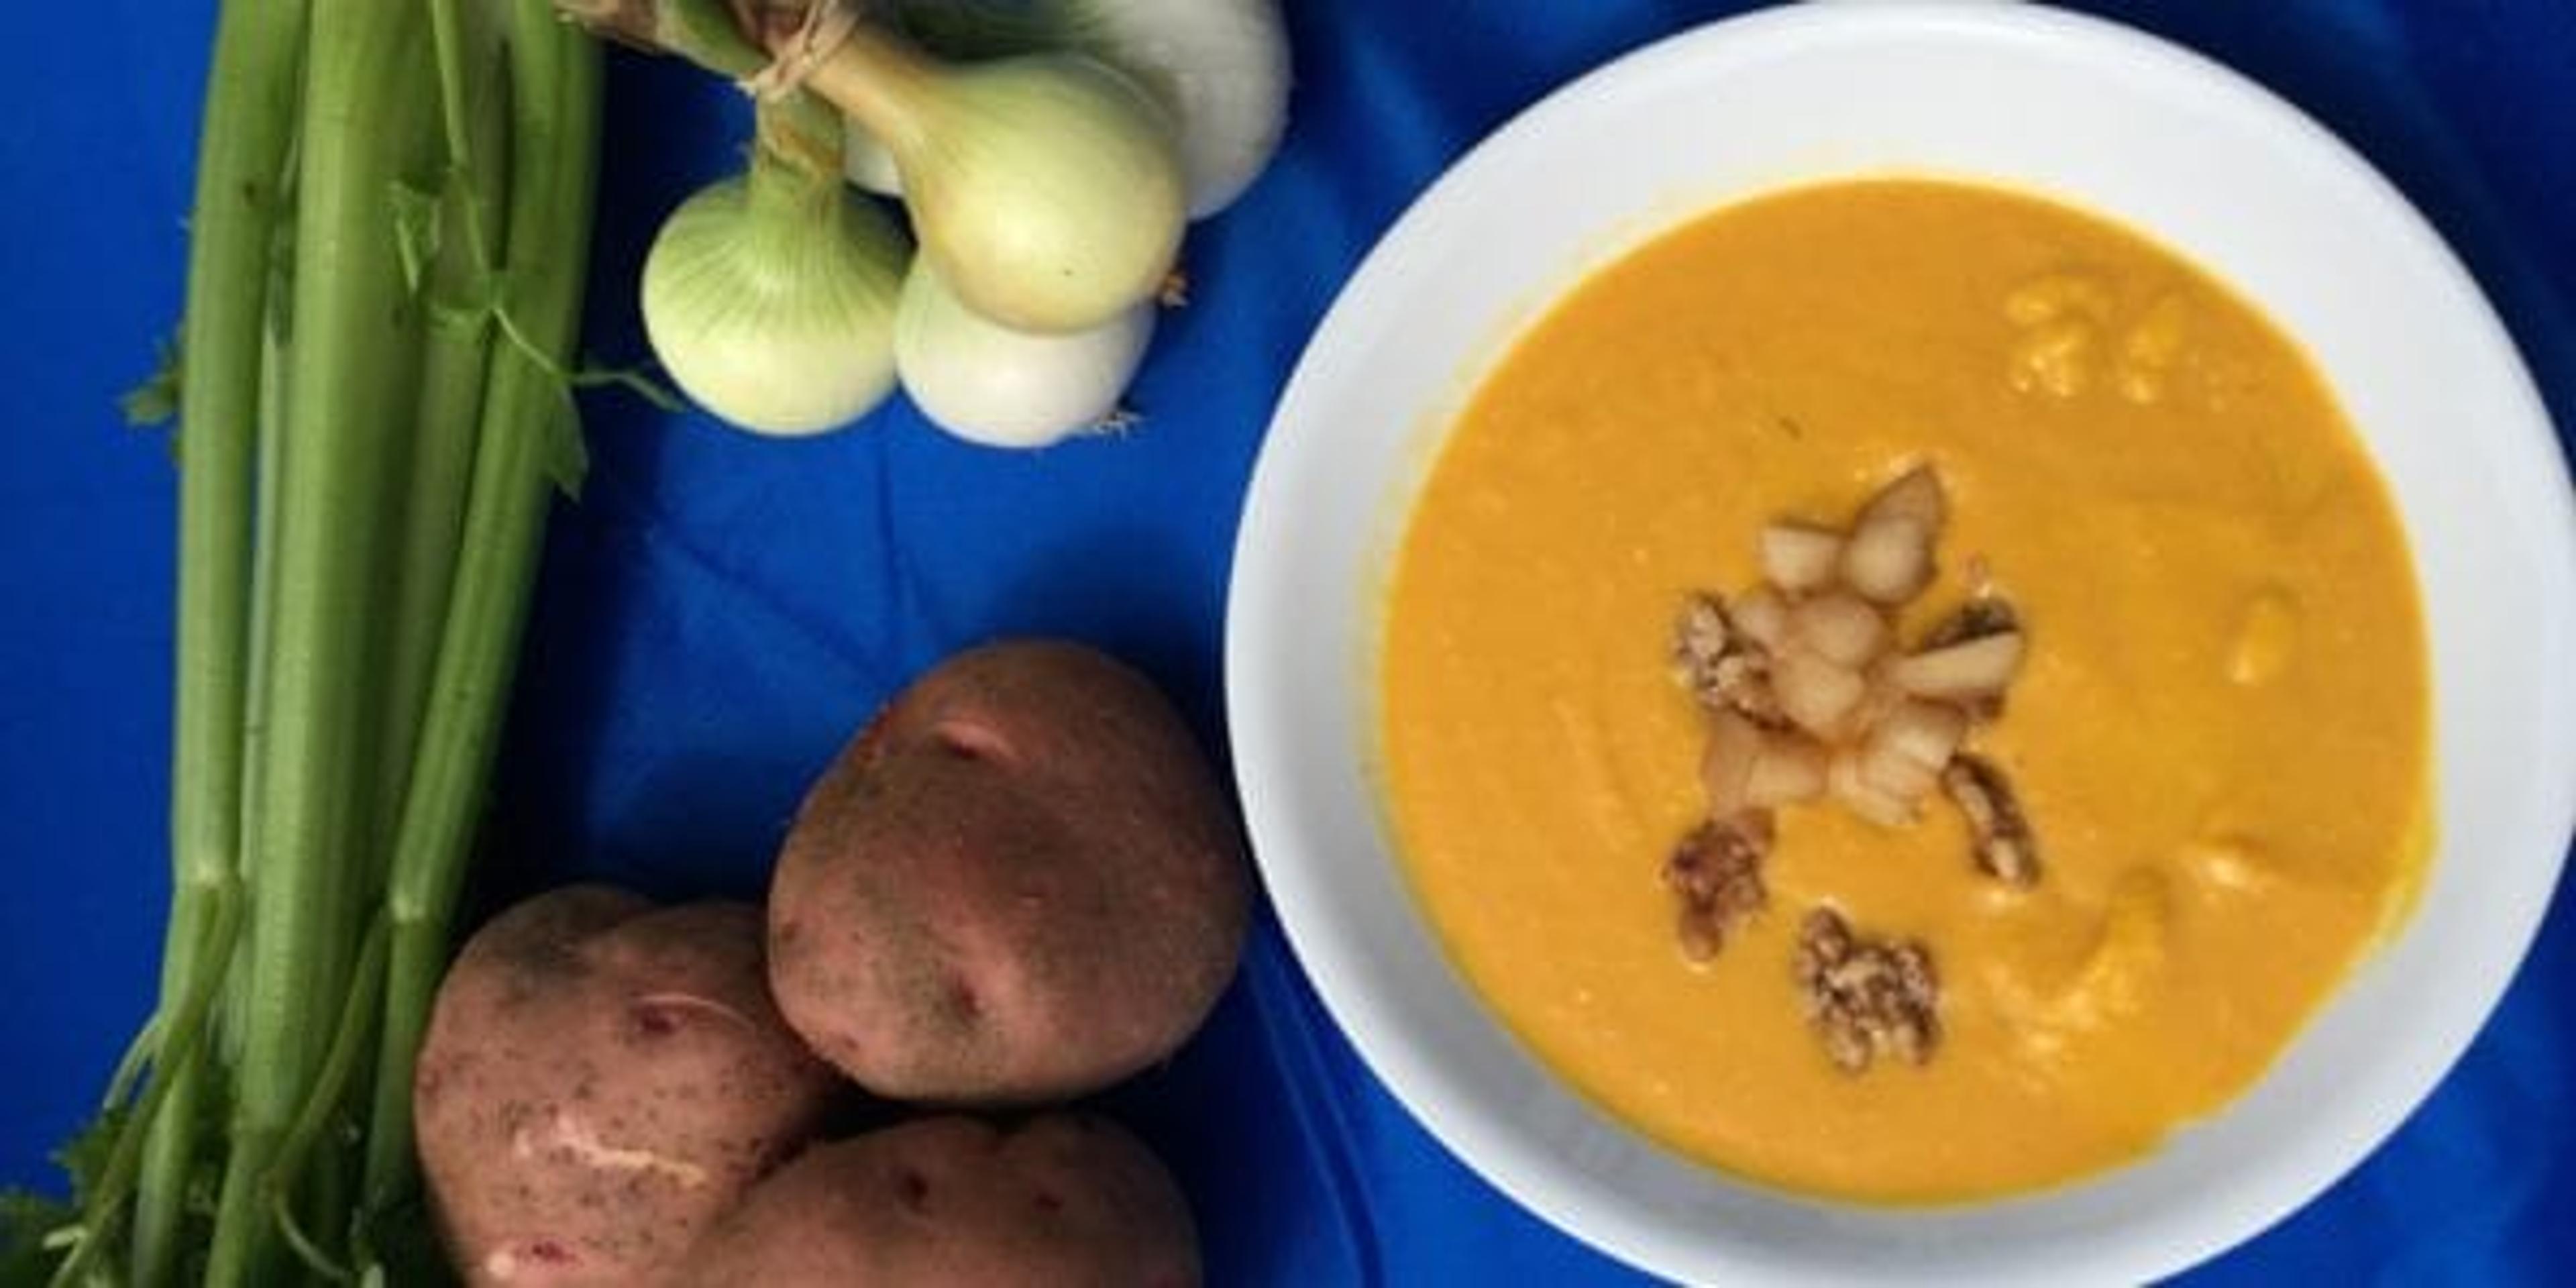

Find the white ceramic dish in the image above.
[{"left": 1226, "top": 3, "right": 2576, "bottom": 1283}]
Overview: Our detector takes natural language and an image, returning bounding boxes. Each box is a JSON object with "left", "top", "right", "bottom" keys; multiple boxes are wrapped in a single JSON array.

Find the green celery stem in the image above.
[
  {"left": 204, "top": 0, "right": 440, "bottom": 1277},
  {"left": 373, "top": 0, "right": 515, "bottom": 872},
  {"left": 354, "top": 0, "right": 507, "bottom": 1199},
  {"left": 134, "top": 0, "right": 313, "bottom": 1281},
  {"left": 52, "top": 894, "right": 243, "bottom": 1288},
  {"left": 362, "top": 0, "right": 604, "bottom": 1209},
  {"left": 265, "top": 914, "right": 390, "bottom": 1281}
]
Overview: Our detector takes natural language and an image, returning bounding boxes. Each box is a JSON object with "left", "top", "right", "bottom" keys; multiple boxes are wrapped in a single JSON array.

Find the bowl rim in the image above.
[{"left": 1226, "top": 3, "right": 2576, "bottom": 1283}]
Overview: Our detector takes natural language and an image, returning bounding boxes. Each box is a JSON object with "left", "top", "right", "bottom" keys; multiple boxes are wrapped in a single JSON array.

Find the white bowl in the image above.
[{"left": 1226, "top": 3, "right": 2576, "bottom": 1283}]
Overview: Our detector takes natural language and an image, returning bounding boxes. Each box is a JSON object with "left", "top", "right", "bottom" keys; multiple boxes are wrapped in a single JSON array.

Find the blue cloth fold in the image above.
[{"left": 3, "top": 1, "right": 2568, "bottom": 1281}]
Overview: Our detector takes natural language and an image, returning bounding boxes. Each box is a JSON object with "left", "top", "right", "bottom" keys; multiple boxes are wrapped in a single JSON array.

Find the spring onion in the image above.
[
  {"left": 849, "top": 0, "right": 1292, "bottom": 219},
  {"left": 805, "top": 24, "right": 1185, "bottom": 333},
  {"left": 642, "top": 99, "right": 908, "bottom": 436},
  {"left": 559, "top": 0, "right": 1257, "bottom": 441},
  {"left": 894, "top": 256, "right": 1155, "bottom": 448}
]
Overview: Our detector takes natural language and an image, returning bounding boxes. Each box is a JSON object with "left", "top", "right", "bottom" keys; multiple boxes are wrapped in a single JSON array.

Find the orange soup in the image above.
[{"left": 1377, "top": 179, "right": 2431, "bottom": 1201}]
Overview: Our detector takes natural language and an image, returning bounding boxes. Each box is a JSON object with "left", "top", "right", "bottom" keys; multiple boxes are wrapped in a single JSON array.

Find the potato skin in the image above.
[
  {"left": 676, "top": 1114, "right": 1201, "bottom": 1287},
  {"left": 767, "top": 640, "right": 1252, "bottom": 1103},
  {"left": 415, "top": 887, "right": 845, "bottom": 1287}
]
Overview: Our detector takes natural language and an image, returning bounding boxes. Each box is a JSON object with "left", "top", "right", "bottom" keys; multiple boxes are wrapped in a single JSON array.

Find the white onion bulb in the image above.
[
  {"left": 813, "top": 34, "right": 1184, "bottom": 334},
  {"left": 641, "top": 171, "right": 908, "bottom": 435},
  {"left": 845, "top": 0, "right": 1291, "bottom": 219},
  {"left": 894, "top": 258, "right": 1154, "bottom": 449}
]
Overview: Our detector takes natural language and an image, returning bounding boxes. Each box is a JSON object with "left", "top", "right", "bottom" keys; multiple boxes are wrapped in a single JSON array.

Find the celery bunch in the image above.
[{"left": 8, "top": 0, "right": 604, "bottom": 1282}]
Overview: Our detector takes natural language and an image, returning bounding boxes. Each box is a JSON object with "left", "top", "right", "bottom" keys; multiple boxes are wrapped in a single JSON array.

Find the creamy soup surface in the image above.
[{"left": 1377, "top": 179, "right": 2432, "bottom": 1201}]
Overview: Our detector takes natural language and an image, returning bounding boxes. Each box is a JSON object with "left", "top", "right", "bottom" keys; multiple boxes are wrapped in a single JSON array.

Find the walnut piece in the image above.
[
  {"left": 1672, "top": 594, "right": 1784, "bottom": 727},
  {"left": 1794, "top": 908, "right": 1940, "bottom": 1073},
  {"left": 1664, "top": 812, "right": 1773, "bottom": 962},
  {"left": 1943, "top": 753, "right": 2041, "bottom": 888}
]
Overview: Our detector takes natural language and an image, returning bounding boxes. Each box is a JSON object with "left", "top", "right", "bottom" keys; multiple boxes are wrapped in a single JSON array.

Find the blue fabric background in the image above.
[{"left": 3, "top": 1, "right": 2570, "bottom": 1281}]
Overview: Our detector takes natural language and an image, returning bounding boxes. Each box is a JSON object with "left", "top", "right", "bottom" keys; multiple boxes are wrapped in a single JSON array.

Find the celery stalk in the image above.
[
  {"left": 32, "top": 0, "right": 606, "bottom": 1278},
  {"left": 371, "top": 0, "right": 513, "bottom": 866},
  {"left": 133, "top": 0, "right": 310, "bottom": 1281},
  {"left": 363, "top": 0, "right": 604, "bottom": 1207},
  {"left": 202, "top": 0, "right": 443, "bottom": 1277}
]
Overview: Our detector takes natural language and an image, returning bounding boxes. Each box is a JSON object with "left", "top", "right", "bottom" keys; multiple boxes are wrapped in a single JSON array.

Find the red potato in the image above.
[
  {"left": 676, "top": 1113, "right": 1201, "bottom": 1287},
  {"left": 414, "top": 888, "right": 845, "bottom": 1287},
  {"left": 767, "top": 640, "right": 1251, "bottom": 1104}
]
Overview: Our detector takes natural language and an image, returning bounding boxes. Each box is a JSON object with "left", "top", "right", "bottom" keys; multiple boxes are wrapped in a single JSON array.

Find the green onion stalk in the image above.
[
  {"left": 562, "top": 0, "right": 1186, "bottom": 336},
  {"left": 637, "top": 96, "right": 910, "bottom": 435}
]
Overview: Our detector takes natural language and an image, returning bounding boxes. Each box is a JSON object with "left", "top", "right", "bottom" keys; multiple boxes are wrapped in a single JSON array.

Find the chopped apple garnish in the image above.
[
  {"left": 1743, "top": 731, "right": 1831, "bottom": 808},
  {"left": 1731, "top": 584, "right": 1792, "bottom": 653},
  {"left": 1858, "top": 735, "right": 1941, "bottom": 803},
  {"left": 1829, "top": 748, "right": 1918, "bottom": 828},
  {"left": 1760, "top": 523, "right": 1845, "bottom": 592},
  {"left": 1840, "top": 466, "right": 1946, "bottom": 604},
  {"left": 1774, "top": 649, "right": 1868, "bottom": 739},
  {"left": 1858, "top": 464, "right": 1947, "bottom": 530},
  {"left": 1671, "top": 461, "right": 2041, "bottom": 904},
  {"left": 1841, "top": 515, "right": 1935, "bottom": 604},
  {"left": 1888, "top": 632, "right": 2025, "bottom": 702},
  {"left": 1790, "top": 590, "right": 1888, "bottom": 668},
  {"left": 1870, "top": 698, "right": 1969, "bottom": 777}
]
